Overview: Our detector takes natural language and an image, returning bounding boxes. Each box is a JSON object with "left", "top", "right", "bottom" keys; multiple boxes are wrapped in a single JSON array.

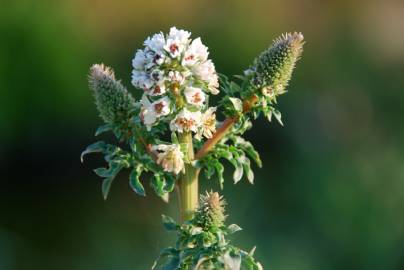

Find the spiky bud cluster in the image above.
[
  {"left": 193, "top": 191, "right": 226, "bottom": 229},
  {"left": 249, "top": 32, "right": 304, "bottom": 97},
  {"left": 88, "top": 64, "right": 135, "bottom": 124}
]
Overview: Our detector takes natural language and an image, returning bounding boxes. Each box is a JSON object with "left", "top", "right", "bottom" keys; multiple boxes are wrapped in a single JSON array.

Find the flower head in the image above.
[
  {"left": 152, "top": 144, "right": 184, "bottom": 174},
  {"left": 132, "top": 27, "right": 220, "bottom": 131},
  {"left": 249, "top": 32, "right": 304, "bottom": 96},
  {"left": 89, "top": 64, "right": 135, "bottom": 124},
  {"left": 194, "top": 191, "right": 226, "bottom": 229}
]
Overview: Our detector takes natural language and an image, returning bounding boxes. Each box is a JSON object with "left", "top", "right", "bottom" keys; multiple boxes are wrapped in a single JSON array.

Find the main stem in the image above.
[{"left": 179, "top": 131, "right": 200, "bottom": 222}]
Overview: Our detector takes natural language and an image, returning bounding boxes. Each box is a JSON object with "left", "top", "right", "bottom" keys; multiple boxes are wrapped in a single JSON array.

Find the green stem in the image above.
[{"left": 178, "top": 131, "right": 200, "bottom": 222}]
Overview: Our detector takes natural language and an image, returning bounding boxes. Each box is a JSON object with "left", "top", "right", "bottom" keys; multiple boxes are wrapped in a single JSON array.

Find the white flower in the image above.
[
  {"left": 184, "top": 86, "right": 205, "bottom": 106},
  {"left": 192, "top": 60, "right": 219, "bottom": 95},
  {"left": 164, "top": 27, "right": 191, "bottom": 58},
  {"left": 152, "top": 144, "right": 184, "bottom": 174},
  {"left": 195, "top": 107, "right": 216, "bottom": 140},
  {"left": 144, "top": 32, "right": 165, "bottom": 54},
  {"left": 152, "top": 96, "right": 171, "bottom": 117},
  {"left": 150, "top": 68, "right": 164, "bottom": 82},
  {"left": 182, "top": 37, "right": 209, "bottom": 66},
  {"left": 132, "top": 50, "right": 146, "bottom": 70},
  {"left": 140, "top": 95, "right": 171, "bottom": 130},
  {"left": 132, "top": 70, "right": 154, "bottom": 90},
  {"left": 168, "top": 70, "right": 186, "bottom": 85},
  {"left": 149, "top": 81, "right": 166, "bottom": 96},
  {"left": 170, "top": 108, "right": 202, "bottom": 133},
  {"left": 140, "top": 95, "right": 157, "bottom": 130},
  {"left": 167, "top": 27, "right": 191, "bottom": 44}
]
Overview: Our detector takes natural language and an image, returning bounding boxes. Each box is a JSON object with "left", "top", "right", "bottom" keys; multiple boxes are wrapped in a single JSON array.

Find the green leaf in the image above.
[
  {"left": 204, "top": 162, "right": 215, "bottom": 180},
  {"left": 80, "top": 141, "right": 106, "bottom": 162},
  {"left": 233, "top": 163, "right": 243, "bottom": 184},
  {"left": 151, "top": 174, "right": 165, "bottom": 197},
  {"left": 101, "top": 177, "right": 114, "bottom": 200},
  {"left": 234, "top": 137, "right": 262, "bottom": 168},
  {"left": 95, "top": 124, "right": 113, "bottom": 136},
  {"left": 214, "top": 161, "right": 224, "bottom": 189},
  {"left": 240, "top": 156, "right": 254, "bottom": 184},
  {"left": 129, "top": 166, "right": 145, "bottom": 196},
  {"left": 163, "top": 174, "right": 176, "bottom": 193},
  {"left": 229, "top": 97, "right": 243, "bottom": 113},
  {"left": 94, "top": 162, "right": 123, "bottom": 178},
  {"left": 273, "top": 109, "right": 283, "bottom": 126},
  {"left": 162, "top": 215, "right": 178, "bottom": 231},
  {"left": 152, "top": 247, "right": 179, "bottom": 270},
  {"left": 227, "top": 224, "right": 242, "bottom": 234}
]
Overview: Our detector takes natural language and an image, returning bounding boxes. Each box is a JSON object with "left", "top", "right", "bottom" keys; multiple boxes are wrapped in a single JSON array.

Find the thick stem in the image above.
[
  {"left": 178, "top": 131, "right": 200, "bottom": 222},
  {"left": 194, "top": 94, "right": 259, "bottom": 160}
]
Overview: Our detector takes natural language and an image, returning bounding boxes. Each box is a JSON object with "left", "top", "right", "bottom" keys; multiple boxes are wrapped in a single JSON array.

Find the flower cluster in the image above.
[{"left": 132, "top": 27, "right": 219, "bottom": 174}]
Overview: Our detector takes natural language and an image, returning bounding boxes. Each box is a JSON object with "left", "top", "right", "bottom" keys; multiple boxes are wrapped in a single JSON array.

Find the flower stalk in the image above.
[{"left": 178, "top": 131, "right": 200, "bottom": 221}]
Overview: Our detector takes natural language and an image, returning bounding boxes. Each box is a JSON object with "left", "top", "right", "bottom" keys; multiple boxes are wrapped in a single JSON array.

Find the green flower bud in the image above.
[
  {"left": 249, "top": 32, "right": 304, "bottom": 96},
  {"left": 88, "top": 64, "right": 135, "bottom": 124},
  {"left": 194, "top": 191, "right": 226, "bottom": 229}
]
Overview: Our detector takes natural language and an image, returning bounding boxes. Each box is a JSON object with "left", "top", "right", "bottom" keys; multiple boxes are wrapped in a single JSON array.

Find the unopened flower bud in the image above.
[
  {"left": 250, "top": 32, "right": 304, "bottom": 96},
  {"left": 194, "top": 191, "right": 226, "bottom": 229},
  {"left": 89, "top": 64, "right": 135, "bottom": 124}
]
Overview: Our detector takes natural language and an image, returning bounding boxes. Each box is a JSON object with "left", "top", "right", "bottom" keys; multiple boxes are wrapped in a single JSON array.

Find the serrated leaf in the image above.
[
  {"left": 162, "top": 215, "right": 178, "bottom": 231},
  {"left": 95, "top": 124, "right": 113, "bottom": 136},
  {"left": 94, "top": 162, "right": 123, "bottom": 178},
  {"left": 233, "top": 136, "right": 262, "bottom": 168},
  {"left": 80, "top": 141, "right": 106, "bottom": 162},
  {"left": 228, "top": 224, "right": 242, "bottom": 234},
  {"left": 101, "top": 177, "right": 114, "bottom": 200},
  {"left": 129, "top": 166, "right": 145, "bottom": 196}
]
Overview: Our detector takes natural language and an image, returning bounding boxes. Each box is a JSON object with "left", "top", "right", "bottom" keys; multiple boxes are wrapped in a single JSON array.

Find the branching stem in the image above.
[{"left": 194, "top": 94, "right": 259, "bottom": 160}]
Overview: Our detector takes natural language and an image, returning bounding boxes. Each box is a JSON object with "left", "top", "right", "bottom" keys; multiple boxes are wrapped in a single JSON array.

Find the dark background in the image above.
[{"left": 1, "top": 0, "right": 404, "bottom": 269}]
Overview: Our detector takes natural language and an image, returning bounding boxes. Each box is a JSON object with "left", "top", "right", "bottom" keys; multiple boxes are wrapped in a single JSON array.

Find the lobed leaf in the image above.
[{"left": 129, "top": 165, "right": 145, "bottom": 196}]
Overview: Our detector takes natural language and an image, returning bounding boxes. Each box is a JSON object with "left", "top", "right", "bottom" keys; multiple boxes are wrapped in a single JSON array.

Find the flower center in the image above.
[
  {"left": 153, "top": 85, "right": 161, "bottom": 94},
  {"left": 175, "top": 118, "right": 195, "bottom": 129},
  {"left": 154, "top": 102, "right": 164, "bottom": 113},
  {"left": 185, "top": 55, "right": 194, "bottom": 61},
  {"left": 169, "top": 43, "right": 179, "bottom": 53},
  {"left": 192, "top": 93, "right": 202, "bottom": 103}
]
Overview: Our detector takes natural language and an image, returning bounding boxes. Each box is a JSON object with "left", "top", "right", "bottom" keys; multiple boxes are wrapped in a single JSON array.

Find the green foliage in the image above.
[
  {"left": 82, "top": 65, "right": 179, "bottom": 199},
  {"left": 153, "top": 192, "right": 263, "bottom": 270}
]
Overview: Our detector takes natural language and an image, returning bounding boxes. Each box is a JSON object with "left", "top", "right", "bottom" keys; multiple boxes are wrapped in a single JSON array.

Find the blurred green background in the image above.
[{"left": 1, "top": 0, "right": 404, "bottom": 269}]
